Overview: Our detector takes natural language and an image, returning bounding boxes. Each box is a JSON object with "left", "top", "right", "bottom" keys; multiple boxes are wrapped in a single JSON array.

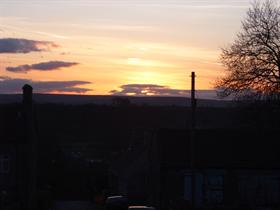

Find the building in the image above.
[
  {"left": 0, "top": 85, "right": 37, "bottom": 210},
  {"left": 113, "top": 128, "right": 280, "bottom": 210}
]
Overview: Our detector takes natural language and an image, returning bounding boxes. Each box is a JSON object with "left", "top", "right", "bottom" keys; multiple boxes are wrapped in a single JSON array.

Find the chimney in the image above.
[
  {"left": 22, "top": 84, "right": 33, "bottom": 105},
  {"left": 22, "top": 84, "right": 37, "bottom": 210}
]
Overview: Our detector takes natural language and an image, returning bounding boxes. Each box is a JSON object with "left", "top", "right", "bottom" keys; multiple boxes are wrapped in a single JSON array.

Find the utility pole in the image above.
[
  {"left": 191, "top": 72, "right": 196, "bottom": 130},
  {"left": 190, "top": 72, "right": 196, "bottom": 209}
]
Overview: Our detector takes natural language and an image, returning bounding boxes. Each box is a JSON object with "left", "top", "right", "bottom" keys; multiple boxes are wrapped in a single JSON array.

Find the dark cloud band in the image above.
[
  {"left": 110, "top": 84, "right": 188, "bottom": 96},
  {"left": 110, "top": 84, "right": 218, "bottom": 99},
  {"left": 0, "top": 77, "right": 91, "bottom": 94},
  {"left": 0, "top": 38, "right": 58, "bottom": 53},
  {"left": 6, "top": 61, "right": 79, "bottom": 73}
]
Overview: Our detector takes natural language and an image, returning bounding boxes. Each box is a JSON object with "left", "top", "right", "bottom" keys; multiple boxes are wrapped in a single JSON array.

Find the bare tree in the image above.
[{"left": 216, "top": 0, "right": 280, "bottom": 100}]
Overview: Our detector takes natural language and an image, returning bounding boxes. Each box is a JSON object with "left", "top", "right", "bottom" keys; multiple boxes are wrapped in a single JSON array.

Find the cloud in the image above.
[
  {"left": 110, "top": 84, "right": 219, "bottom": 99},
  {"left": 110, "top": 84, "right": 188, "bottom": 97},
  {"left": 55, "top": 0, "right": 249, "bottom": 8},
  {"left": 0, "top": 38, "right": 58, "bottom": 53},
  {"left": 6, "top": 61, "right": 79, "bottom": 73},
  {"left": 0, "top": 77, "right": 91, "bottom": 94},
  {"left": 35, "top": 31, "right": 69, "bottom": 39}
]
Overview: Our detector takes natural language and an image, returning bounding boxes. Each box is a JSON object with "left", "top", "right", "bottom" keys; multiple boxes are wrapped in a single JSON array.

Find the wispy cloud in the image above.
[
  {"left": 91, "top": 24, "right": 157, "bottom": 32},
  {"left": 35, "top": 31, "right": 69, "bottom": 39},
  {"left": 0, "top": 76, "right": 91, "bottom": 93},
  {"left": 6, "top": 61, "right": 79, "bottom": 73},
  {"left": 38, "top": 0, "right": 250, "bottom": 9},
  {"left": 0, "top": 38, "right": 58, "bottom": 53}
]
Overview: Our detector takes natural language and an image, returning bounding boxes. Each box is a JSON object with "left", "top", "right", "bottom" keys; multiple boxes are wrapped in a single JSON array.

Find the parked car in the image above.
[{"left": 128, "top": 206, "right": 156, "bottom": 210}]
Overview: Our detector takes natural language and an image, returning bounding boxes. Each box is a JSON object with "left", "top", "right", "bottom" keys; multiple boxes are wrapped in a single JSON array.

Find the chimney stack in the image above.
[
  {"left": 22, "top": 84, "right": 37, "bottom": 210},
  {"left": 22, "top": 84, "right": 33, "bottom": 105}
]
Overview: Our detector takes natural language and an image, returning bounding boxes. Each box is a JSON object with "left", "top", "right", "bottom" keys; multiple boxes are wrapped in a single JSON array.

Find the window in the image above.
[
  {"left": 206, "top": 174, "right": 224, "bottom": 204},
  {"left": 0, "top": 155, "right": 10, "bottom": 174},
  {"left": 184, "top": 174, "right": 192, "bottom": 202},
  {"left": 239, "top": 174, "right": 280, "bottom": 206}
]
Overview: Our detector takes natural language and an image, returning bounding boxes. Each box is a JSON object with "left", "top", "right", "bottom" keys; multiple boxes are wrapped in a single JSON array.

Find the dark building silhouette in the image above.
[
  {"left": 112, "top": 128, "right": 280, "bottom": 210},
  {"left": 0, "top": 84, "right": 37, "bottom": 210}
]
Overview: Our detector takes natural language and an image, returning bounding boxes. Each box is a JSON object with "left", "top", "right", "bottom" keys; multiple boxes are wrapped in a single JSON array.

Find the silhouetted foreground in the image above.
[{"left": 0, "top": 86, "right": 280, "bottom": 210}]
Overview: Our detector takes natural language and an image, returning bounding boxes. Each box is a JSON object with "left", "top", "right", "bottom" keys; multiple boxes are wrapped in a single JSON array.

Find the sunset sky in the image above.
[{"left": 0, "top": 0, "right": 261, "bottom": 98}]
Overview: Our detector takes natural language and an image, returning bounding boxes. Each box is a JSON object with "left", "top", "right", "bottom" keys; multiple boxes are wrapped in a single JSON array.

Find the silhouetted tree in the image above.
[{"left": 216, "top": 1, "right": 280, "bottom": 100}]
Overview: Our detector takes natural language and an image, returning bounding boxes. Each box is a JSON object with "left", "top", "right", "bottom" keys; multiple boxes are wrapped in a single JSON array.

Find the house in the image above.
[
  {"left": 0, "top": 85, "right": 38, "bottom": 210},
  {"left": 113, "top": 128, "right": 280, "bottom": 210}
]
